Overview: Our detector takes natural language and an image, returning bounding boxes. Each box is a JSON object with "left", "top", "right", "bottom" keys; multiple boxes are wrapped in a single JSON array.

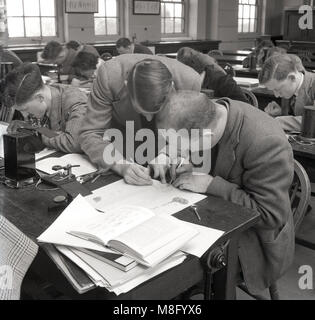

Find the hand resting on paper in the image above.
[
  {"left": 173, "top": 173, "right": 213, "bottom": 194},
  {"left": 264, "top": 101, "right": 282, "bottom": 117}
]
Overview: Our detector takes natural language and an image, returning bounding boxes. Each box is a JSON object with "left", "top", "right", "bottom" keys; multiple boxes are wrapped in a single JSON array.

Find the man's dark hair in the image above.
[
  {"left": 66, "top": 40, "right": 81, "bottom": 51},
  {"left": 72, "top": 51, "right": 98, "bottom": 73},
  {"left": 4, "top": 63, "right": 43, "bottom": 106},
  {"left": 41, "top": 41, "right": 63, "bottom": 60},
  {"left": 116, "top": 37, "right": 132, "bottom": 48}
]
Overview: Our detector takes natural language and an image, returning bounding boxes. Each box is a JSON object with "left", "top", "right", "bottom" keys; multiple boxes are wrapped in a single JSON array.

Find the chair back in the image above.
[
  {"left": 290, "top": 160, "right": 311, "bottom": 231},
  {"left": 0, "top": 216, "right": 38, "bottom": 300},
  {"left": 241, "top": 87, "right": 259, "bottom": 108},
  {"left": 208, "top": 49, "right": 223, "bottom": 57}
]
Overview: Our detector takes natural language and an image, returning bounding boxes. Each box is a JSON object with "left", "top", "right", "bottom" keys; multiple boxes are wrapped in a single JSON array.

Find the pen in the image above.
[
  {"left": 191, "top": 205, "right": 201, "bottom": 221},
  {"left": 169, "top": 157, "right": 186, "bottom": 185}
]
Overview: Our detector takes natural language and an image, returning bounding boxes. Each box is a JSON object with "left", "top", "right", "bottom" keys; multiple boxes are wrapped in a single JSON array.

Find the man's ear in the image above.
[
  {"left": 34, "top": 93, "right": 45, "bottom": 103},
  {"left": 287, "top": 73, "right": 297, "bottom": 82}
]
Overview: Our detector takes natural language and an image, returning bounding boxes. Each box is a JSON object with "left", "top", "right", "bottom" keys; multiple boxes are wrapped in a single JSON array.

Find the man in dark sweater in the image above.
[{"left": 116, "top": 38, "right": 153, "bottom": 55}]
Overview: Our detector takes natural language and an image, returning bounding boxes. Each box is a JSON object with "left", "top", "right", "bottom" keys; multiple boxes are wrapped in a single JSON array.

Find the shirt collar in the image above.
[{"left": 294, "top": 72, "right": 304, "bottom": 97}]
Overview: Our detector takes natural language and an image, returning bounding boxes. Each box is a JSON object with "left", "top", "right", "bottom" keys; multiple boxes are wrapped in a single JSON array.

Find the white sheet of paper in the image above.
[
  {"left": 179, "top": 222, "right": 224, "bottom": 258},
  {"left": 0, "top": 122, "right": 8, "bottom": 158},
  {"left": 37, "top": 195, "right": 111, "bottom": 252},
  {"left": 35, "top": 148, "right": 57, "bottom": 161},
  {"left": 36, "top": 153, "right": 97, "bottom": 176},
  {"left": 85, "top": 179, "right": 207, "bottom": 216}
]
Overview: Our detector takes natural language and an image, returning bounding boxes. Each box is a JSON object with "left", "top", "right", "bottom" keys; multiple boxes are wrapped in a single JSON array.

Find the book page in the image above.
[
  {"left": 86, "top": 179, "right": 207, "bottom": 216},
  {"left": 36, "top": 153, "right": 97, "bottom": 176},
  {"left": 70, "top": 205, "right": 155, "bottom": 246}
]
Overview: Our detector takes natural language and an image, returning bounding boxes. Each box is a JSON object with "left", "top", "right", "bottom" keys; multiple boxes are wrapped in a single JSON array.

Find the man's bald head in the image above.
[{"left": 157, "top": 90, "right": 217, "bottom": 133}]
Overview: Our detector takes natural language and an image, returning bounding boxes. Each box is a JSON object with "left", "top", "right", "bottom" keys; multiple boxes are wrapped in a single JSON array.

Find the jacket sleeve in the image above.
[
  {"left": 79, "top": 63, "right": 116, "bottom": 168},
  {"left": 42, "top": 90, "right": 88, "bottom": 153},
  {"left": 212, "top": 71, "right": 249, "bottom": 103},
  {"left": 206, "top": 134, "right": 294, "bottom": 230}
]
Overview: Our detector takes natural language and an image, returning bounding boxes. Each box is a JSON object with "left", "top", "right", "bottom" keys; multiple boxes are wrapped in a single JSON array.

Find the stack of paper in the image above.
[
  {"left": 38, "top": 181, "right": 224, "bottom": 295},
  {"left": 37, "top": 195, "right": 197, "bottom": 295}
]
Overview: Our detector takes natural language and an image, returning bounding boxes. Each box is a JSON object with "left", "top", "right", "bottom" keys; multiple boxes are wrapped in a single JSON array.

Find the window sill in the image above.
[{"left": 161, "top": 36, "right": 192, "bottom": 42}]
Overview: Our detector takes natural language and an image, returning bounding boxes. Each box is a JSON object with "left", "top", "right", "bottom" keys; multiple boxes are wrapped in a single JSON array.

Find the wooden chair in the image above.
[
  {"left": 239, "top": 160, "right": 311, "bottom": 300},
  {"left": 241, "top": 88, "right": 259, "bottom": 108}
]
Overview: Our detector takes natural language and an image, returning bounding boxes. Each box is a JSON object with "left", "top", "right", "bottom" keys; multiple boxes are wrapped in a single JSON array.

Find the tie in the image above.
[{"left": 289, "top": 95, "right": 297, "bottom": 116}]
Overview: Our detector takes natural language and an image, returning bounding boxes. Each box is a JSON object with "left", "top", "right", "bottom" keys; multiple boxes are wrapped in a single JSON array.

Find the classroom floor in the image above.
[{"left": 237, "top": 194, "right": 315, "bottom": 300}]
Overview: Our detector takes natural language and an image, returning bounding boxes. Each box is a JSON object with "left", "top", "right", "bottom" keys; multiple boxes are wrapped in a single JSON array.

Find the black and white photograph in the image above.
[{"left": 0, "top": 0, "right": 315, "bottom": 308}]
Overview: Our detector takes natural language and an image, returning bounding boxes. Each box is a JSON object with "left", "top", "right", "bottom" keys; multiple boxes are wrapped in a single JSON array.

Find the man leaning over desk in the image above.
[
  {"left": 79, "top": 54, "right": 201, "bottom": 185},
  {"left": 156, "top": 90, "right": 295, "bottom": 295}
]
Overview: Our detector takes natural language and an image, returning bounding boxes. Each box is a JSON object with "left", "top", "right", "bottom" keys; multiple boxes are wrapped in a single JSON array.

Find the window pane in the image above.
[
  {"left": 106, "top": 0, "right": 117, "bottom": 17},
  {"left": 165, "top": 3, "right": 173, "bottom": 18},
  {"left": 238, "top": 19, "right": 243, "bottom": 32},
  {"left": 250, "top": 19, "right": 256, "bottom": 32},
  {"left": 174, "top": 4, "right": 182, "bottom": 17},
  {"left": 106, "top": 18, "right": 117, "bottom": 34},
  {"left": 250, "top": 5, "right": 256, "bottom": 19},
  {"left": 95, "top": 17, "right": 106, "bottom": 35},
  {"left": 243, "top": 5, "right": 250, "bottom": 18},
  {"left": 95, "top": 0, "right": 105, "bottom": 17},
  {"left": 7, "top": 0, "right": 23, "bottom": 16},
  {"left": 243, "top": 19, "right": 249, "bottom": 32},
  {"left": 24, "top": 0, "right": 40, "bottom": 16},
  {"left": 161, "top": 19, "right": 165, "bottom": 34},
  {"left": 40, "top": 0, "right": 55, "bottom": 16},
  {"left": 42, "top": 17, "right": 56, "bottom": 36},
  {"left": 238, "top": 5, "right": 243, "bottom": 18},
  {"left": 165, "top": 18, "right": 174, "bottom": 33},
  {"left": 7, "top": 17, "right": 24, "bottom": 37},
  {"left": 25, "top": 17, "right": 41, "bottom": 36},
  {"left": 174, "top": 18, "right": 183, "bottom": 33},
  {"left": 249, "top": 0, "right": 256, "bottom": 5}
]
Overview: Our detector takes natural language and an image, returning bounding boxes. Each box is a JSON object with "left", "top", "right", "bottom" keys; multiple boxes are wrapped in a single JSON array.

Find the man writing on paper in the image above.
[
  {"left": 79, "top": 54, "right": 201, "bottom": 186},
  {"left": 156, "top": 90, "right": 295, "bottom": 295}
]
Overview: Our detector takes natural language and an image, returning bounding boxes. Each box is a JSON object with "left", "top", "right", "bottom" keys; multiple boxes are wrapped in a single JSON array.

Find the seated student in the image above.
[
  {"left": 116, "top": 38, "right": 153, "bottom": 55},
  {"left": 5, "top": 63, "right": 88, "bottom": 153},
  {"left": 177, "top": 47, "right": 248, "bottom": 103},
  {"left": 156, "top": 90, "right": 294, "bottom": 295},
  {"left": 65, "top": 40, "right": 81, "bottom": 51},
  {"left": 70, "top": 51, "right": 104, "bottom": 87},
  {"left": 79, "top": 54, "right": 201, "bottom": 185},
  {"left": 259, "top": 53, "right": 312, "bottom": 132},
  {"left": 0, "top": 43, "right": 22, "bottom": 69},
  {"left": 100, "top": 52, "right": 113, "bottom": 62},
  {"left": 38, "top": 40, "right": 100, "bottom": 76}
]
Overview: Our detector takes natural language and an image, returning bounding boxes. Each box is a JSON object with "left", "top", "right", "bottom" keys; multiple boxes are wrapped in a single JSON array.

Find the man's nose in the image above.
[{"left": 145, "top": 114, "right": 154, "bottom": 122}]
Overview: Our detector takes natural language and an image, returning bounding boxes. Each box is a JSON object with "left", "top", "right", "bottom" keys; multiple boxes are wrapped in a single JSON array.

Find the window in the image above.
[
  {"left": 238, "top": 0, "right": 259, "bottom": 33},
  {"left": 94, "top": 0, "right": 120, "bottom": 37},
  {"left": 161, "top": 0, "right": 186, "bottom": 35},
  {"left": 6, "top": 0, "right": 57, "bottom": 39}
]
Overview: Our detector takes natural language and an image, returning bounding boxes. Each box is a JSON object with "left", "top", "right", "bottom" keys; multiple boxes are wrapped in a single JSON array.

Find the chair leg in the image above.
[{"left": 269, "top": 283, "right": 280, "bottom": 300}]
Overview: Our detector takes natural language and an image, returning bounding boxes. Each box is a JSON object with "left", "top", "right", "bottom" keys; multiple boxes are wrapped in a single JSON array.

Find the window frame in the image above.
[
  {"left": 238, "top": 0, "right": 264, "bottom": 38},
  {"left": 161, "top": 0, "right": 189, "bottom": 38},
  {"left": 4, "top": 0, "right": 64, "bottom": 45},
  {"left": 93, "top": 0, "right": 123, "bottom": 42}
]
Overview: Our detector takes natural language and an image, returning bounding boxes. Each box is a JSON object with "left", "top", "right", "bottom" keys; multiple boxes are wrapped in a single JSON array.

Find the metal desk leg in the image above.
[{"left": 212, "top": 237, "right": 239, "bottom": 300}]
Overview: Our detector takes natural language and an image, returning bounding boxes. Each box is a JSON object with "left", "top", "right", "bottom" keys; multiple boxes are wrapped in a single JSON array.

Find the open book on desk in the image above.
[{"left": 68, "top": 204, "right": 198, "bottom": 267}]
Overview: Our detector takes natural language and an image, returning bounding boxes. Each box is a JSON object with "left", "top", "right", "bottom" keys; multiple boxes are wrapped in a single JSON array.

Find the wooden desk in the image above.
[
  {"left": 215, "top": 55, "right": 246, "bottom": 65},
  {"left": 0, "top": 173, "right": 259, "bottom": 300}
]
